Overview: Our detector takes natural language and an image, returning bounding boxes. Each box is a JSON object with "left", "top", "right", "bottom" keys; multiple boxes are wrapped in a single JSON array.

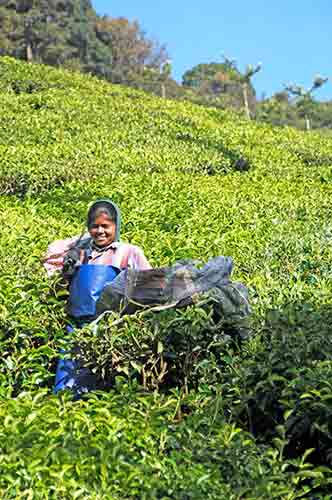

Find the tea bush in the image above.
[
  {"left": 214, "top": 304, "right": 332, "bottom": 453},
  {"left": 1, "top": 58, "right": 332, "bottom": 498},
  {"left": 3, "top": 389, "right": 329, "bottom": 500},
  {"left": 69, "top": 301, "right": 250, "bottom": 393}
]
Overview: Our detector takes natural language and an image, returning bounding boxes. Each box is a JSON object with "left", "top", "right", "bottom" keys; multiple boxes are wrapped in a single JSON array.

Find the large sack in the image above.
[{"left": 96, "top": 257, "right": 251, "bottom": 325}]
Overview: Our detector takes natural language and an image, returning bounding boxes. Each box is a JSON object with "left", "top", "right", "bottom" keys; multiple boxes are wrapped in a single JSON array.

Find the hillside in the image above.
[
  {"left": 1, "top": 2, "right": 331, "bottom": 130},
  {"left": 1, "top": 58, "right": 332, "bottom": 499}
]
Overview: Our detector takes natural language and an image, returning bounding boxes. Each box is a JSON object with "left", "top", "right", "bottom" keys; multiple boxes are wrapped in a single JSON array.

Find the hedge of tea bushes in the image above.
[
  {"left": 1, "top": 58, "right": 332, "bottom": 498},
  {"left": 3, "top": 388, "right": 329, "bottom": 500},
  {"left": 1, "top": 171, "right": 332, "bottom": 496},
  {"left": 1, "top": 56, "right": 332, "bottom": 198}
]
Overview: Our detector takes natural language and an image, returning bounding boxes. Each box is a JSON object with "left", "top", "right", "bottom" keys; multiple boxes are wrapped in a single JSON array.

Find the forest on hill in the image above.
[
  {"left": 1, "top": 56, "right": 332, "bottom": 498},
  {"left": 0, "top": 0, "right": 331, "bottom": 130}
]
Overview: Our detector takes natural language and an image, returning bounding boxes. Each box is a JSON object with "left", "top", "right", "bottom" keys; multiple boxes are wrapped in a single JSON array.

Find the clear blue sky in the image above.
[{"left": 93, "top": 1, "right": 331, "bottom": 101}]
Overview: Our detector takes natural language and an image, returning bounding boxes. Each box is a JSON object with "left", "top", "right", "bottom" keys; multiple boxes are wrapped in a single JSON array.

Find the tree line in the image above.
[
  {"left": 0, "top": 0, "right": 330, "bottom": 131},
  {"left": 0, "top": 0, "right": 168, "bottom": 81}
]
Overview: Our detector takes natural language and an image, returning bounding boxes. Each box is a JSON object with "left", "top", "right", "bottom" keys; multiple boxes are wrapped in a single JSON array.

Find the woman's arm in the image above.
[
  {"left": 42, "top": 236, "right": 80, "bottom": 276},
  {"left": 128, "top": 246, "right": 152, "bottom": 270},
  {"left": 119, "top": 244, "right": 152, "bottom": 271}
]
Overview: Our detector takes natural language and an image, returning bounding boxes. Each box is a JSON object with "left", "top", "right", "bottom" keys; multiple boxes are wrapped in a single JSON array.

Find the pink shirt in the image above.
[{"left": 43, "top": 236, "right": 151, "bottom": 276}]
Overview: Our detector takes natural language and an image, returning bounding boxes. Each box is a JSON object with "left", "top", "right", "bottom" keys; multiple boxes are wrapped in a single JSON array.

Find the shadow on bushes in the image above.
[
  {"left": 173, "top": 130, "right": 250, "bottom": 174},
  {"left": 224, "top": 302, "right": 332, "bottom": 467}
]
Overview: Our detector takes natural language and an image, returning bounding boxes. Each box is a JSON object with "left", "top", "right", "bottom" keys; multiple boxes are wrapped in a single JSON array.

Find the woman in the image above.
[
  {"left": 44, "top": 199, "right": 151, "bottom": 396},
  {"left": 44, "top": 199, "right": 151, "bottom": 278}
]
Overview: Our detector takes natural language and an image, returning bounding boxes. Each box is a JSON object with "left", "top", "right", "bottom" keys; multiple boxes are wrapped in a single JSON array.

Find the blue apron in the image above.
[
  {"left": 68, "top": 264, "right": 120, "bottom": 319},
  {"left": 54, "top": 264, "right": 120, "bottom": 395}
]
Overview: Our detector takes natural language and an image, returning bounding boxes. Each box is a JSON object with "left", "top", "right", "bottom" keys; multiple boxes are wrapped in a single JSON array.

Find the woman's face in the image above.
[{"left": 89, "top": 213, "right": 116, "bottom": 247}]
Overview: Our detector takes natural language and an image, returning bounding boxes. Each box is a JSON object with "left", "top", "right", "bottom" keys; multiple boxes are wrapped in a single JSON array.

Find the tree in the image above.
[
  {"left": 95, "top": 16, "right": 168, "bottom": 84},
  {"left": 182, "top": 59, "right": 257, "bottom": 113},
  {"left": 0, "top": 2, "right": 172, "bottom": 91},
  {"left": 160, "top": 59, "right": 172, "bottom": 98},
  {"left": 183, "top": 61, "right": 239, "bottom": 90},
  {"left": 238, "top": 62, "right": 262, "bottom": 119},
  {"left": 0, "top": 1, "right": 113, "bottom": 77},
  {"left": 285, "top": 75, "right": 328, "bottom": 130}
]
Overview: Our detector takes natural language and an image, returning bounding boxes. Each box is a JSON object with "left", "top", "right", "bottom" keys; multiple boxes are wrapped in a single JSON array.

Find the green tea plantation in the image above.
[{"left": 1, "top": 57, "right": 332, "bottom": 499}]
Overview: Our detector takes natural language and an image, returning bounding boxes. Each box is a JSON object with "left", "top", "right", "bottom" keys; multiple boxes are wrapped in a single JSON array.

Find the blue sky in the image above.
[{"left": 93, "top": 1, "right": 331, "bottom": 101}]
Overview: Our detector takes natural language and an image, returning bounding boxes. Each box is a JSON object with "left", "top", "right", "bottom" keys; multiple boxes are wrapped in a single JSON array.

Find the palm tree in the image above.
[
  {"left": 285, "top": 75, "right": 328, "bottom": 130},
  {"left": 240, "top": 63, "right": 262, "bottom": 119}
]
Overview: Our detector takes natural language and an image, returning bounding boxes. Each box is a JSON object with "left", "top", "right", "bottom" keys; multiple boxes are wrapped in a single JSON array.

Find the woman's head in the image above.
[{"left": 87, "top": 200, "right": 121, "bottom": 247}]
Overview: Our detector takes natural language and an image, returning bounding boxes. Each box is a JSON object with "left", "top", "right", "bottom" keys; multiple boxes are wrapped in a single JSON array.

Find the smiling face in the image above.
[{"left": 88, "top": 213, "right": 117, "bottom": 248}]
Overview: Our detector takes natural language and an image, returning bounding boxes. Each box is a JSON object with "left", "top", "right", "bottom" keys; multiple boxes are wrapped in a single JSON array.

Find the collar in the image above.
[{"left": 90, "top": 240, "right": 121, "bottom": 253}]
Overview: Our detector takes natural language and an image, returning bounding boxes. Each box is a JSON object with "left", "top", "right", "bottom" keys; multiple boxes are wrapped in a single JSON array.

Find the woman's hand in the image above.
[{"left": 63, "top": 248, "right": 85, "bottom": 279}]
